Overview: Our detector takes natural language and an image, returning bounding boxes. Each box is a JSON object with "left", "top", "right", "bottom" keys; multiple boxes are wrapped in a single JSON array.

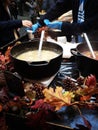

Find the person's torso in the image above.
[{"left": 0, "top": 5, "right": 15, "bottom": 47}]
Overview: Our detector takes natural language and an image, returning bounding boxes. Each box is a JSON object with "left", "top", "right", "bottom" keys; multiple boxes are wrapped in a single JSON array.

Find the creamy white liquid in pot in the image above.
[{"left": 16, "top": 50, "right": 59, "bottom": 62}]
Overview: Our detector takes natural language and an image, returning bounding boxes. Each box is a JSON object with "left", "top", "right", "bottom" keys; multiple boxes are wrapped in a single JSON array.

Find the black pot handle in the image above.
[
  {"left": 70, "top": 48, "right": 82, "bottom": 56},
  {"left": 27, "top": 61, "right": 49, "bottom": 66}
]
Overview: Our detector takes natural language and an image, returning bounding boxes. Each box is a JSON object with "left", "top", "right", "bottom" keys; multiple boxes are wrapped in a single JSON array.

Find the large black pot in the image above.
[
  {"left": 10, "top": 40, "right": 63, "bottom": 80},
  {"left": 71, "top": 41, "right": 98, "bottom": 78}
]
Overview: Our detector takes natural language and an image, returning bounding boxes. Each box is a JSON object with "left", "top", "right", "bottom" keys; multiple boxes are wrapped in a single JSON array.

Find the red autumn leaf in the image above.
[
  {"left": 80, "top": 95, "right": 91, "bottom": 101},
  {"left": 85, "top": 74, "right": 96, "bottom": 87},
  {"left": 31, "top": 99, "right": 55, "bottom": 111}
]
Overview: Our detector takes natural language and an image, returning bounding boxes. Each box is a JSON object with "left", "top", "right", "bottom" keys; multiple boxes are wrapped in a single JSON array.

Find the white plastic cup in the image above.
[
  {"left": 27, "top": 30, "right": 34, "bottom": 40},
  {"left": 57, "top": 36, "right": 67, "bottom": 44}
]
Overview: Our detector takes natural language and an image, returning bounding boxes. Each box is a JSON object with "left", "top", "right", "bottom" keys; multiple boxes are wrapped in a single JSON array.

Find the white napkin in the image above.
[{"left": 47, "top": 36, "right": 79, "bottom": 58}]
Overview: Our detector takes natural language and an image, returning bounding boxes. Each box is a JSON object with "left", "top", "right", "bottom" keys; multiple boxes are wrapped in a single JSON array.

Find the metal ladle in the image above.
[{"left": 83, "top": 33, "right": 96, "bottom": 59}]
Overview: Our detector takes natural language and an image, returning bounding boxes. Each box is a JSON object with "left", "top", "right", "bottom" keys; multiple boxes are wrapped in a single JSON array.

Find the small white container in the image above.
[
  {"left": 57, "top": 36, "right": 67, "bottom": 44},
  {"left": 27, "top": 30, "right": 34, "bottom": 40}
]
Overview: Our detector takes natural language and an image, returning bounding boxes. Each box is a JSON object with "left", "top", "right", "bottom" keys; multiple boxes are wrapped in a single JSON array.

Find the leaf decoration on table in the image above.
[
  {"left": 43, "top": 86, "right": 75, "bottom": 111},
  {"left": 75, "top": 74, "right": 98, "bottom": 101},
  {"left": 30, "top": 99, "right": 55, "bottom": 111},
  {"left": 26, "top": 109, "right": 48, "bottom": 129},
  {"left": 43, "top": 74, "right": 98, "bottom": 110},
  {"left": 0, "top": 46, "right": 14, "bottom": 71},
  {"left": 76, "top": 87, "right": 98, "bottom": 101},
  {"left": 26, "top": 99, "right": 58, "bottom": 130},
  {"left": 85, "top": 74, "right": 97, "bottom": 87}
]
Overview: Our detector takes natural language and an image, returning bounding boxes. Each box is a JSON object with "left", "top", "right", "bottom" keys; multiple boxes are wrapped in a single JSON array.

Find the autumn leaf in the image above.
[
  {"left": 85, "top": 74, "right": 97, "bottom": 88},
  {"left": 76, "top": 87, "right": 98, "bottom": 97},
  {"left": 43, "top": 86, "right": 75, "bottom": 111},
  {"left": 80, "top": 95, "right": 91, "bottom": 101}
]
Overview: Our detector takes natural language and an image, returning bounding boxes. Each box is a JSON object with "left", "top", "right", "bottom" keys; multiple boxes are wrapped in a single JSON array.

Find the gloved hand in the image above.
[
  {"left": 32, "top": 22, "right": 41, "bottom": 33},
  {"left": 44, "top": 19, "right": 62, "bottom": 30}
]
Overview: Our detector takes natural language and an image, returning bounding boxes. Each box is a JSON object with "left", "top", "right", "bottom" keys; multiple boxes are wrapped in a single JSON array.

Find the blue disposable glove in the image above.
[
  {"left": 44, "top": 19, "right": 62, "bottom": 30},
  {"left": 32, "top": 22, "right": 41, "bottom": 33}
]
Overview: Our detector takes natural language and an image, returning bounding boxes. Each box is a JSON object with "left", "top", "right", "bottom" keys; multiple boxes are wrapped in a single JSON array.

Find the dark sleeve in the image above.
[
  {"left": 61, "top": 0, "right": 98, "bottom": 35},
  {"left": 0, "top": 19, "right": 22, "bottom": 31},
  {"left": 38, "top": 0, "right": 72, "bottom": 26},
  {"left": 61, "top": 13, "right": 98, "bottom": 35}
]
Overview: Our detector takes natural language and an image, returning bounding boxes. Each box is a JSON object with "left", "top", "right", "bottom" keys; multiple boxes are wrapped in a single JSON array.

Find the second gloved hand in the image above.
[
  {"left": 32, "top": 22, "right": 41, "bottom": 33},
  {"left": 44, "top": 19, "right": 62, "bottom": 30}
]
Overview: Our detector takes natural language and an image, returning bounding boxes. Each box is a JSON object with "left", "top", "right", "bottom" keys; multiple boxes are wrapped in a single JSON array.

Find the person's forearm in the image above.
[
  {"left": 0, "top": 20, "right": 22, "bottom": 30},
  {"left": 38, "top": 0, "right": 72, "bottom": 26}
]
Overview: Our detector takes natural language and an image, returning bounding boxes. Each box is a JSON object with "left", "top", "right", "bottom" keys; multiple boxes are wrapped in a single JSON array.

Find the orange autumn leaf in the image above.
[
  {"left": 80, "top": 95, "right": 91, "bottom": 101},
  {"left": 76, "top": 87, "right": 98, "bottom": 96},
  {"left": 43, "top": 86, "right": 74, "bottom": 111}
]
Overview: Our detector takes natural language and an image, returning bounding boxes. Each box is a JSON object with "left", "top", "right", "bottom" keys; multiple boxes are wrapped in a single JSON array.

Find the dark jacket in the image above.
[
  {"left": 0, "top": 3, "right": 22, "bottom": 47},
  {"left": 39, "top": 0, "right": 98, "bottom": 42}
]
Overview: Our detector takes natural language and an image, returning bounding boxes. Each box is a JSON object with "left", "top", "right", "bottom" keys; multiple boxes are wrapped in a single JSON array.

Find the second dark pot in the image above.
[{"left": 71, "top": 41, "right": 98, "bottom": 78}]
